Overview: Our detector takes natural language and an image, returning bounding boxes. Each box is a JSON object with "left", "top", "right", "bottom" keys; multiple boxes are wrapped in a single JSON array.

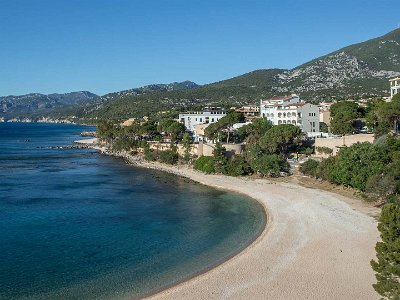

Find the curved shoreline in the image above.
[{"left": 93, "top": 147, "right": 380, "bottom": 300}]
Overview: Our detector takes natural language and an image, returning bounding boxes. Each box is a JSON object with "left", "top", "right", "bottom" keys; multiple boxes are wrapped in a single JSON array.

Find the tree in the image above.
[
  {"left": 157, "top": 119, "right": 186, "bottom": 141},
  {"left": 181, "top": 132, "right": 192, "bottom": 162},
  {"left": 330, "top": 101, "right": 361, "bottom": 135},
  {"left": 238, "top": 118, "right": 273, "bottom": 145},
  {"left": 371, "top": 204, "right": 400, "bottom": 299},
  {"left": 213, "top": 143, "right": 228, "bottom": 173},
  {"left": 143, "top": 143, "right": 155, "bottom": 161},
  {"left": 320, "top": 122, "right": 329, "bottom": 133},
  {"left": 159, "top": 149, "right": 178, "bottom": 165},
  {"left": 329, "top": 142, "right": 388, "bottom": 191},
  {"left": 204, "top": 122, "right": 221, "bottom": 142},
  {"left": 194, "top": 156, "right": 215, "bottom": 174},
  {"left": 225, "top": 155, "right": 251, "bottom": 176},
  {"left": 220, "top": 110, "right": 244, "bottom": 143},
  {"left": 259, "top": 124, "right": 303, "bottom": 155},
  {"left": 370, "top": 94, "right": 400, "bottom": 137},
  {"left": 96, "top": 120, "right": 118, "bottom": 144},
  {"left": 252, "top": 154, "right": 290, "bottom": 177}
]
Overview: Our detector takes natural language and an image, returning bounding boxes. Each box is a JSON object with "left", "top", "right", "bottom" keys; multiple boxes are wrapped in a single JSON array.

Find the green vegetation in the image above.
[
  {"left": 159, "top": 148, "right": 179, "bottom": 165},
  {"left": 316, "top": 146, "right": 333, "bottom": 155},
  {"left": 204, "top": 110, "right": 245, "bottom": 143},
  {"left": 371, "top": 204, "right": 400, "bottom": 299},
  {"left": 181, "top": 133, "right": 193, "bottom": 162},
  {"left": 301, "top": 136, "right": 400, "bottom": 203},
  {"left": 368, "top": 93, "right": 400, "bottom": 136},
  {"left": 299, "top": 159, "right": 320, "bottom": 177},
  {"left": 259, "top": 124, "right": 303, "bottom": 155},
  {"left": 193, "top": 156, "right": 215, "bottom": 174},
  {"left": 330, "top": 101, "right": 364, "bottom": 134}
]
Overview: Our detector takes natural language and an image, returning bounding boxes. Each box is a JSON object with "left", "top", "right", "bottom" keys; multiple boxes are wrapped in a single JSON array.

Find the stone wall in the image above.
[{"left": 314, "top": 134, "right": 375, "bottom": 157}]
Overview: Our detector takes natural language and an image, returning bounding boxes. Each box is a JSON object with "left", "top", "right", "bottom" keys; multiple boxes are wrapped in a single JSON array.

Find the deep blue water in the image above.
[{"left": 0, "top": 123, "right": 266, "bottom": 300}]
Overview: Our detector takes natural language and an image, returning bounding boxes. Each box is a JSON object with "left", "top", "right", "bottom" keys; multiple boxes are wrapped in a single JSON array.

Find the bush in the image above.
[
  {"left": 316, "top": 146, "right": 333, "bottom": 155},
  {"left": 300, "top": 159, "right": 320, "bottom": 177},
  {"left": 253, "top": 154, "right": 290, "bottom": 176},
  {"left": 224, "top": 155, "right": 251, "bottom": 177},
  {"left": 194, "top": 156, "right": 215, "bottom": 174},
  {"left": 144, "top": 144, "right": 156, "bottom": 161},
  {"left": 371, "top": 204, "right": 400, "bottom": 299},
  {"left": 315, "top": 156, "right": 337, "bottom": 182},
  {"left": 159, "top": 149, "right": 178, "bottom": 165}
]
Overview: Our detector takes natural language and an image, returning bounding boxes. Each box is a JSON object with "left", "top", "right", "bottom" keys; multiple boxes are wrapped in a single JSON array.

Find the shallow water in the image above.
[{"left": 0, "top": 123, "right": 265, "bottom": 299}]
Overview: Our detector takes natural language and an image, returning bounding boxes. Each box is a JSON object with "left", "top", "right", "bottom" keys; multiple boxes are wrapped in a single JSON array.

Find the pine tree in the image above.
[
  {"left": 371, "top": 204, "right": 400, "bottom": 299},
  {"left": 181, "top": 133, "right": 192, "bottom": 162}
]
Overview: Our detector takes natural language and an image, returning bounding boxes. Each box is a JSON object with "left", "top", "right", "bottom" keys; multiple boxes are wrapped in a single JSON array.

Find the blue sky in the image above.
[{"left": 1, "top": 0, "right": 399, "bottom": 96}]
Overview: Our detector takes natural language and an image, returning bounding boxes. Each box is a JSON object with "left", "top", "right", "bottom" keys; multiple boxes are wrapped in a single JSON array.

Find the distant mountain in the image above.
[
  {"left": 3, "top": 29, "right": 400, "bottom": 121},
  {"left": 0, "top": 91, "right": 98, "bottom": 120},
  {"left": 77, "top": 81, "right": 199, "bottom": 117},
  {"left": 0, "top": 81, "right": 198, "bottom": 121},
  {"left": 85, "top": 28, "right": 400, "bottom": 119}
]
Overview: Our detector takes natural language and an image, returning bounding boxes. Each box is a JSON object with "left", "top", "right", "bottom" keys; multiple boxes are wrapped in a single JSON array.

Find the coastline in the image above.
[{"left": 88, "top": 143, "right": 380, "bottom": 300}]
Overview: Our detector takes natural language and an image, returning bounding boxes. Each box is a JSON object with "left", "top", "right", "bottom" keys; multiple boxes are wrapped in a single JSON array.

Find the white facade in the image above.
[
  {"left": 390, "top": 77, "right": 400, "bottom": 99},
  {"left": 260, "top": 95, "right": 320, "bottom": 135},
  {"left": 179, "top": 107, "right": 226, "bottom": 140}
]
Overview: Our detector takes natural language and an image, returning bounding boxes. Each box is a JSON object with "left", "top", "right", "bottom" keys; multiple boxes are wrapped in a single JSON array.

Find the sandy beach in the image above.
[{"left": 91, "top": 146, "right": 381, "bottom": 300}]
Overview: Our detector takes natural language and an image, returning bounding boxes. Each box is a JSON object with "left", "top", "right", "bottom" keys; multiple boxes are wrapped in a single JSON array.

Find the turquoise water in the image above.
[{"left": 0, "top": 123, "right": 266, "bottom": 300}]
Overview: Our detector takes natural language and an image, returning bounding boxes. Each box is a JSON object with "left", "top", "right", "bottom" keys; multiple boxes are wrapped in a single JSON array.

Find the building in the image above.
[
  {"left": 390, "top": 77, "right": 400, "bottom": 99},
  {"left": 234, "top": 105, "right": 260, "bottom": 122},
  {"left": 260, "top": 94, "right": 320, "bottom": 135},
  {"left": 179, "top": 107, "right": 226, "bottom": 141},
  {"left": 319, "top": 110, "right": 331, "bottom": 126}
]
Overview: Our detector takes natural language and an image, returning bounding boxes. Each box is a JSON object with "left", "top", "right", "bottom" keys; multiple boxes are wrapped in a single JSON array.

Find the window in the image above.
[
  {"left": 278, "top": 120, "right": 282, "bottom": 124},
  {"left": 283, "top": 120, "right": 286, "bottom": 124},
  {"left": 298, "top": 112, "right": 302, "bottom": 118},
  {"left": 278, "top": 112, "right": 282, "bottom": 117},
  {"left": 271, "top": 113, "right": 274, "bottom": 117},
  {"left": 292, "top": 120, "right": 296, "bottom": 124}
]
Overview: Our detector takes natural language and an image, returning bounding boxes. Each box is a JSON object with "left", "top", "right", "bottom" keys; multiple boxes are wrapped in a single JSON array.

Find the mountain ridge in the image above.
[{"left": 2, "top": 28, "right": 400, "bottom": 120}]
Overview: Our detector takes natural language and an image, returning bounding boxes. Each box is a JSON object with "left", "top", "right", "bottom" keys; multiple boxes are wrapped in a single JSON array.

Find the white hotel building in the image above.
[
  {"left": 390, "top": 77, "right": 400, "bottom": 99},
  {"left": 179, "top": 107, "right": 226, "bottom": 140},
  {"left": 260, "top": 94, "right": 320, "bottom": 136}
]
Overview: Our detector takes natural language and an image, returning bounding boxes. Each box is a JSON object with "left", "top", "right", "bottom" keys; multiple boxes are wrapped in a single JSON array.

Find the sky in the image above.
[{"left": 1, "top": 0, "right": 399, "bottom": 96}]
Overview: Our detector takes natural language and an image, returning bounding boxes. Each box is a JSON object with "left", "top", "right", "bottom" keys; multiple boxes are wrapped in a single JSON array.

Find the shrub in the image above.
[
  {"left": 159, "top": 150, "right": 178, "bottom": 165},
  {"left": 300, "top": 159, "right": 320, "bottom": 177},
  {"left": 143, "top": 144, "right": 155, "bottom": 161},
  {"left": 371, "top": 204, "right": 400, "bottom": 299},
  {"left": 316, "top": 146, "right": 333, "bottom": 155},
  {"left": 194, "top": 156, "right": 215, "bottom": 174},
  {"left": 224, "top": 155, "right": 251, "bottom": 177},
  {"left": 253, "top": 154, "right": 290, "bottom": 176}
]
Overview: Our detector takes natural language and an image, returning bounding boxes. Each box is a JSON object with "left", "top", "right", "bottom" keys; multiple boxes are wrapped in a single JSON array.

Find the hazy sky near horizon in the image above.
[{"left": 1, "top": 0, "right": 399, "bottom": 96}]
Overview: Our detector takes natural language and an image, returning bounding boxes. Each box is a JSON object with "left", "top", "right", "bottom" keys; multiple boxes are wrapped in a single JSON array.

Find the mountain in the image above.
[
  {"left": 0, "top": 91, "right": 98, "bottom": 120},
  {"left": 0, "top": 81, "right": 198, "bottom": 121},
  {"left": 85, "top": 28, "right": 400, "bottom": 119},
  {"left": 3, "top": 29, "right": 400, "bottom": 121}
]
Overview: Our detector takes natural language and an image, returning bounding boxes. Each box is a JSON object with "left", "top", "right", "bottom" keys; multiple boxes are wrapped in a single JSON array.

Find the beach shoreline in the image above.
[{"left": 85, "top": 142, "right": 380, "bottom": 299}]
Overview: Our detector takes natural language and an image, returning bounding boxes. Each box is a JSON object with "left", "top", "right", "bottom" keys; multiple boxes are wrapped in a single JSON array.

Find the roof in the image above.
[{"left": 285, "top": 103, "right": 306, "bottom": 107}]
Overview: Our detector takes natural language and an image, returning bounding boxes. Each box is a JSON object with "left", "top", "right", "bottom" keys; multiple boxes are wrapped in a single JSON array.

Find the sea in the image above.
[{"left": 0, "top": 122, "right": 266, "bottom": 300}]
